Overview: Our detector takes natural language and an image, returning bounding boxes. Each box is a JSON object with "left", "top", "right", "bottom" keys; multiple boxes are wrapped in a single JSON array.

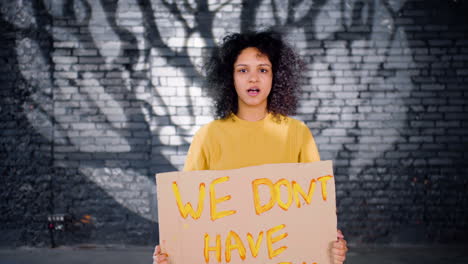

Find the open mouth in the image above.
[{"left": 247, "top": 88, "right": 260, "bottom": 96}]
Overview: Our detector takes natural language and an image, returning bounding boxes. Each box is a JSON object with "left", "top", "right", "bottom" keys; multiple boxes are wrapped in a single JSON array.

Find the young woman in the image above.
[{"left": 153, "top": 30, "right": 348, "bottom": 264}]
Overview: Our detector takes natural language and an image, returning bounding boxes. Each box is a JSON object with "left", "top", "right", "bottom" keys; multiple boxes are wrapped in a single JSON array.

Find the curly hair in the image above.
[{"left": 205, "top": 30, "right": 305, "bottom": 120}]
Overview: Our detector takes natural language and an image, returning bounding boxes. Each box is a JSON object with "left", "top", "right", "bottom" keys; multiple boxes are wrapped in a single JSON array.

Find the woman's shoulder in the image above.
[{"left": 194, "top": 117, "right": 231, "bottom": 136}]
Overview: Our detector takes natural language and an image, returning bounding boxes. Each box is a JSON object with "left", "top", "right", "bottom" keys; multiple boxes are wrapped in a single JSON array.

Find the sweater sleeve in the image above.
[
  {"left": 183, "top": 127, "right": 209, "bottom": 171},
  {"left": 298, "top": 122, "right": 321, "bottom": 163}
]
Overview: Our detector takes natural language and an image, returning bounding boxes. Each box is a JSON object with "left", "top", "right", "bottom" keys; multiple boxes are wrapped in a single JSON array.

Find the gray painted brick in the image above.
[{"left": 2, "top": 0, "right": 468, "bottom": 248}]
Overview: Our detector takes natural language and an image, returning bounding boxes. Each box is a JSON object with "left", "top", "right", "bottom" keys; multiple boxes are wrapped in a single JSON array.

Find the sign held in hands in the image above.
[{"left": 156, "top": 161, "right": 337, "bottom": 264}]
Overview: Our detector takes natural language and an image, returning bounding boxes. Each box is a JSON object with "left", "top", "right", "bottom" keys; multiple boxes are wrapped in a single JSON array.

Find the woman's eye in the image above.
[
  {"left": 238, "top": 69, "right": 247, "bottom": 73},
  {"left": 260, "top": 68, "right": 269, "bottom": 73}
]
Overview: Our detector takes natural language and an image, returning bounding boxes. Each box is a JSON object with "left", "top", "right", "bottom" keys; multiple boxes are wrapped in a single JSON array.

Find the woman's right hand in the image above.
[{"left": 153, "top": 245, "right": 169, "bottom": 264}]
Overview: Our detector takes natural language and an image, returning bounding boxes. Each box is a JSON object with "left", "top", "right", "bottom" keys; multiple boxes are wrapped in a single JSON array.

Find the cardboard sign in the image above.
[{"left": 156, "top": 161, "right": 337, "bottom": 264}]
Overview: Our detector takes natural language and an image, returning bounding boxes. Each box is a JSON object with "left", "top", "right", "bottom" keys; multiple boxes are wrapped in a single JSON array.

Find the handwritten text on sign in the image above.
[{"left": 156, "top": 161, "right": 337, "bottom": 264}]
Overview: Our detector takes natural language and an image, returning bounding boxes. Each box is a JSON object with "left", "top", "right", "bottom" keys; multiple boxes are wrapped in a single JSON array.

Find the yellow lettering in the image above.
[
  {"left": 266, "top": 224, "right": 288, "bottom": 259},
  {"left": 292, "top": 179, "right": 316, "bottom": 208},
  {"left": 274, "top": 179, "right": 293, "bottom": 211},
  {"left": 252, "top": 178, "right": 276, "bottom": 215},
  {"left": 246, "top": 231, "right": 264, "bottom": 257},
  {"left": 172, "top": 182, "right": 205, "bottom": 219},
  {"left": 210, "top": 176, "right": 236, "bottom": 221},
  {"left": 204, "top": 233, "right": 221, "bottom": 263},
  {"left": 225, "top": 231, "right": 246, "bottom": 262},
  {"left": 318, "top": 175, "right": 333, "bottom": 201}
]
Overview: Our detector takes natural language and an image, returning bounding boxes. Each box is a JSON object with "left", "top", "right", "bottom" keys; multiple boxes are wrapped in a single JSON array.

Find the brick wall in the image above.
[{"left": 0, "top": 0, "right": 467, "bottom": 246}]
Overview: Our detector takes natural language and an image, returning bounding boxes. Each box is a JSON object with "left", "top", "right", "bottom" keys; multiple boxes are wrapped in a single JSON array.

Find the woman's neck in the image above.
[{"left": 236, "top": 105, "right": 268, "bottom": 122}]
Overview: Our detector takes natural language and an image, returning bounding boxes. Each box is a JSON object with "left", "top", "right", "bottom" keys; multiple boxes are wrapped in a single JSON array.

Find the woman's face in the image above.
[{"left": 233, "top": 47, "right": 273, "bottom": 111}]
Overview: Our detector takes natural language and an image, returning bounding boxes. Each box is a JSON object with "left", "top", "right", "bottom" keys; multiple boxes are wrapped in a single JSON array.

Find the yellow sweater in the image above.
[{"left": 184, "top": 113, "right": 320, "bottom": 171}]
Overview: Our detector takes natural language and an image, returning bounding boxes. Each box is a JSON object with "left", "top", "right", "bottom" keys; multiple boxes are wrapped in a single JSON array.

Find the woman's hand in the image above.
[
  {"left": 331, "top": 229, "right": 348, "bottom": 264},
  {"left": 153, "top": 245, "right": 169, "bottom": 264}
]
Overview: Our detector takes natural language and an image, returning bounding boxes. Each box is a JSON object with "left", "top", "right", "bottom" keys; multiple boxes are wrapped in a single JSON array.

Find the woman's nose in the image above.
[{"left": 249, "top": 72, "right": 259, "bottom": 82}]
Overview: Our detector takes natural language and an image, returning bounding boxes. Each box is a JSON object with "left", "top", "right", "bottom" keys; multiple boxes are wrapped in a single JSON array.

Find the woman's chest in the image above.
[{"left": 208, "top": 127, "right": 299, "bottom": 170}]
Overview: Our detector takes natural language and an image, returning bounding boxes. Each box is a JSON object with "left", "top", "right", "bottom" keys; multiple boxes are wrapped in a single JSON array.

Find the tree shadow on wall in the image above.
[
  {"left": 386, "top": 0, "right": 468, "bottom": 243},
  {"left": 237, "top": 0, "right": 467, "bottom": 244},
  {"left": 0, "top": 0, "right": 395, "bottom": 245},
  {"left": 336, "top": 0, "right": 468, "bottom": 244},
  {"left": 0, "top": 0, "right": 275, "bottom": 246},
  {"left": 0, "top": 1, "right": 163, "bottom": 246},
  {"left": 3, "top": 0, "right": 467, "bottom": 247}
]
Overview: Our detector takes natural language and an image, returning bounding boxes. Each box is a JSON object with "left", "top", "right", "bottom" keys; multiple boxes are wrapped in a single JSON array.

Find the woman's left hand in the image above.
[{"left": 331, "top": 229, "right": 348, "bottom": 264}]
